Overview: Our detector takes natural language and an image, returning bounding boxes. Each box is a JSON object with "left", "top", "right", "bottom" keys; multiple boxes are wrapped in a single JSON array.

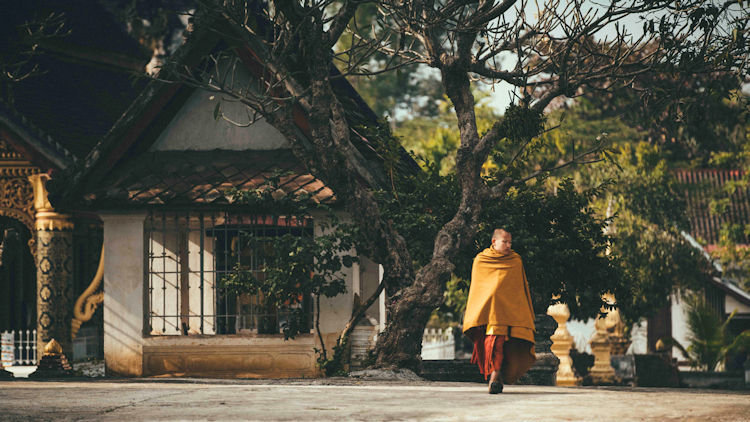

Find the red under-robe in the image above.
[{"left": 471, "top": 332, "right": 506, "bottom": 380}]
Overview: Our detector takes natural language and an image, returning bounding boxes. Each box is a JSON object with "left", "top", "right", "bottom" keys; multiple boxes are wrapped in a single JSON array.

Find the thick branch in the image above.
[{"left": 325, "top": 0, "right": 364, "bottom": 47}]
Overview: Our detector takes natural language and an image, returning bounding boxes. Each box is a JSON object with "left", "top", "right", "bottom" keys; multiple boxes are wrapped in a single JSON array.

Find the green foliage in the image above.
[
  {"left": 335, "top": 3, "right": 443, "bottom": 122},
  {"left": 220, "top": 230, "right": 353, "bottom": 337},
  {"left": 477, "top": 179, "right": 619, "bottom": 318},
  {"left": 441, "top": 276, "right": 469, "bottom": 320},
  {"left": 536, "top": 88, "right": 717, "bottom": 325},
  {"left": 611, "top": 218, "right": 713, "bottom": 326},
  {"left": 711, "top": 225, "right": 750, "bottom": 291},
  {"left": 499, "top": 104, "right": 545, "bottom": 144},
  {"left": 220, "top": 181, "right": 354, "bottom": 340},
  {"left": 605, "top": 142, "right": 690, "bottom": 230},
  {"left": 315, "top": 339, "right": 350, "bottom": 377},
  {"left": 225, "top": 170, "right": 320, "bottom": 217},
  {"left": 579, "top": 72, "right": 749, "bottom": 167},
  {"left": 394, "top": 89, "right": 501, "bottom": 174},
  {"left": 666, "top": 294, "right": 750, "bottom": 371},
  {"left": 378, "top": 153, "right": 620, "bottom": 320},
  {"left": 375, "top": 159, "right": 461, "bottom": 267}
]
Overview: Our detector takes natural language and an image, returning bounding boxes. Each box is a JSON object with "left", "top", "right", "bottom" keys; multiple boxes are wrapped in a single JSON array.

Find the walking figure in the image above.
[{"left": 463, "top": 229, "right": 536, "bottom": 393}]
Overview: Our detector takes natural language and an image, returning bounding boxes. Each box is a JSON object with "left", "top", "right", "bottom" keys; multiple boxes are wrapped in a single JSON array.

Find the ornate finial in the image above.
[{"left": 43, "top": 339, "right": 63, "bottom": 356}]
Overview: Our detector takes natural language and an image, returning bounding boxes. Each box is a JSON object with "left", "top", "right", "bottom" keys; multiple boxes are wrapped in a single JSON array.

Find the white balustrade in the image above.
[
  {"left": 421, "top": 327, "right": 456, "bottom": 360},
  {"left": 0, "top": 330, "right": 37, "bottom": 366}
]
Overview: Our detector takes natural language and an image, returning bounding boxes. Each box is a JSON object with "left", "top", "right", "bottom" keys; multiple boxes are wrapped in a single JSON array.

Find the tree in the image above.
[
  {"left": 0, "top": 9, "right": 68, "bottom": 103},
  {"left": 535, "top": 100, "right": 719, "bottom": 326},
  {"left": 159, "top": 0, "right": 748, "bottom": 371}
]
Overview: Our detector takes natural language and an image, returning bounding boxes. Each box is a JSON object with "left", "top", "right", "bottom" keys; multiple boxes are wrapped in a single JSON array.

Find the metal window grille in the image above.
[{"left": 146, "top": 211, "right": 313, "bottom": 335}]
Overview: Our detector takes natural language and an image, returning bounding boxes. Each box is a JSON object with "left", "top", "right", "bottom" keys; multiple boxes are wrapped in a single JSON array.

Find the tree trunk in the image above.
[{"left": 372, "top": 61, "right": 493, "bottom": 370}]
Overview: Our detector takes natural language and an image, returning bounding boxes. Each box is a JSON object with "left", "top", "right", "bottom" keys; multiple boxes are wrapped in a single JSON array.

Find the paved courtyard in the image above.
[{"left": 0, "top": 378, "right": 748, "bottom": 421}]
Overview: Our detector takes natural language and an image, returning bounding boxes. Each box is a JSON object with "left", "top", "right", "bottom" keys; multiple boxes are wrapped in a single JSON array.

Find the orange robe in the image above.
[{"left": 463, "top": 248, "right": 536, "bottom": 384}]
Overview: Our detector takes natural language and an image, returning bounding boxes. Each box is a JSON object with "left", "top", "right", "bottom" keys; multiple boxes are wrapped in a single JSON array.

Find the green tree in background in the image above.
[{"left": 150, "top": 0, "right": 748, "bottom": 370}]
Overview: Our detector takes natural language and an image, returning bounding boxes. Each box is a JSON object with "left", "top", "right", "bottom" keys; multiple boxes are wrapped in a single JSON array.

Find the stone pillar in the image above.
[
  {"left": 28, "top": 174, "right": 74, "bottom": 361},
  {"left": 589, "top": 294, "right": 617, "bottom": 384},
  {"left": 606, "top": 302, "right": 631, "bottom": 356},
  {"left": 547, "top": 303, "right": 579, "bottom": 386}
]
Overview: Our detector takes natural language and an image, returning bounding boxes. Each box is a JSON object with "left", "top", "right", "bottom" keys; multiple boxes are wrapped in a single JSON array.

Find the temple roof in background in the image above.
[{"left": 676, "top": 169, "right": 750, "bottom": 246}]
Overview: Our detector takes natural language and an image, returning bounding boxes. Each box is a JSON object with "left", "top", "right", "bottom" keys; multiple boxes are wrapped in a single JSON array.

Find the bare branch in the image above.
[{"left": 516, "top": 145, "right": 605, "bottom": 185}]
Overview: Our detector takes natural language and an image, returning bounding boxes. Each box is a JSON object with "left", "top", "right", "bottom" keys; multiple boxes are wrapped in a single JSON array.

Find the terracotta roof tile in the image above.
[
  {"left": 84, "top": 149, "right": 334, "bottom": 208},
  {"left": 676, "top": 169, "right": 750, "bottom": 245}
]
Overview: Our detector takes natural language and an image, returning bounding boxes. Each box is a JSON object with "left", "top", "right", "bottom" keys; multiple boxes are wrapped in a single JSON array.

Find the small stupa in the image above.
[{"left": 28, "top": 339, "right": 73, "bottom": 378}]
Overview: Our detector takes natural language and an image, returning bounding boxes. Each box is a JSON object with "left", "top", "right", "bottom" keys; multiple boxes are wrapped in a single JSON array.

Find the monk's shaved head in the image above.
[
  {"left": 491, "top": 229, "right": 512, "bottom": 254},
  {"left": 492, "top": 229, "right": 511, "bottom": 240}
]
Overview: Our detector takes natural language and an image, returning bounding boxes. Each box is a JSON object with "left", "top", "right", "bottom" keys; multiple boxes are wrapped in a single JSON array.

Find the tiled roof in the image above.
[
  {"left": 8, "top": 56, "right": 147, "bottom": 159},
  {"left": 0, "top": 100, "right": 75, "bottom": 170},
  {"left": 82, "top": 150, "right": 335, "bottom": 208},
  {"left": 49, "top": 9, "right": 417, "bottom": 209},
  {"left": 676, "top": 169, "right": 750, "bottom": 245}
]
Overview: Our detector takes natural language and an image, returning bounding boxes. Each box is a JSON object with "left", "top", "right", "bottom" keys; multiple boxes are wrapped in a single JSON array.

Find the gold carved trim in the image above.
[
  {"left": 0, "top": 175, "right": 35, "bottom": 234},
  {"left": 0, "top": 139, "right": 25, "bottom": 160},
  {"left": 0, "top": 140, "right": 40, "bottom": 177},
  {"left": 43, "top": 339, "right": 63, "bottom": 356},
  {"left": 27, "top": 174, "right": 74, "bottom": 231},
  {"left": 72, "top": 248, "right": 104, "bottom": 339},
  {"left": 34, "top": 211, "right": 74, "bottom": 231},
  {"left": 0, "top": 208, "right": 34, "bottom": 234},
  {"left": 27, "top": 173, "right": 52, "bottom": 212},
  {"left": 0, "top": 165, "right": 40, "bottom": 178}
]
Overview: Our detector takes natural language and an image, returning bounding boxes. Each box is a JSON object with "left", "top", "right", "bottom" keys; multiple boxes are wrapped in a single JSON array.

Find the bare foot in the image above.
[{"left": 488, "top": 370, "right": 503, "bottom": 394}]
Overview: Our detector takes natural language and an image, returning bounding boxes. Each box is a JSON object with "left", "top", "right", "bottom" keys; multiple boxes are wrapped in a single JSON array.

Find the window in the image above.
[{"left": 146, "top": 211, "right": 313, "bottom": 335}]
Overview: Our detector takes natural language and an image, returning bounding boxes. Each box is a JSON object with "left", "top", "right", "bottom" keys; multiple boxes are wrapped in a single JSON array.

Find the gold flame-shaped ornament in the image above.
[{"left": 43, "top": 339, "right": 63, "bottom": 356}]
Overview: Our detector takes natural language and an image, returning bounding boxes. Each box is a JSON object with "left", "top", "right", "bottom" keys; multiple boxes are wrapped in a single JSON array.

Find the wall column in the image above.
[
  {"left": 28, "top": 174, "right": 74, "bottom": 360},
  {"left": 101, "top": 213, "right": 146, "bottom": 376}
]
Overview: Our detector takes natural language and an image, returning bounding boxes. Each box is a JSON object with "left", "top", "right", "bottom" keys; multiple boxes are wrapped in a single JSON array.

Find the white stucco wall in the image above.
[
  {"left": 149, "top": 89, "right": 290, "bottom": 151},
  {"left": 671, "top": 293, "right": 690, "bottom": 359},
  {"left": 101, "top": 213, "right": 147, "bottom": 376},
  {"left": 358, "top": 256, "right": 381, "bottom": 324},
  {"left": 99, "top": 208, "right": 370, "bottom": 377},
  {"left": 313, "top": 210, "right": 355, "bottom": 336},
  {"left": 726, "top": 294, "right": 750, "bottom": 315}
]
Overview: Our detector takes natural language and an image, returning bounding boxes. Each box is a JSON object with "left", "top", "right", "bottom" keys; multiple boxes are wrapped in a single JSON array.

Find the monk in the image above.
[{"left": 463, "top": 229, "right": 536, "bottom": 394}]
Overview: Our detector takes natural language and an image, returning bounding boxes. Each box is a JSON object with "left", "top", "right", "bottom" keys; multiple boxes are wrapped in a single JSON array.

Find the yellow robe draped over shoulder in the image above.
[{"left": 463, "top": 248, "right": 536, "bottom": 384}]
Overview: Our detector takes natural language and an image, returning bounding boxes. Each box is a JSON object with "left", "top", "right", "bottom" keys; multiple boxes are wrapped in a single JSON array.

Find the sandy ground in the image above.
[{"left": 0, "top": 377, "right": 748, "bottom": 422}]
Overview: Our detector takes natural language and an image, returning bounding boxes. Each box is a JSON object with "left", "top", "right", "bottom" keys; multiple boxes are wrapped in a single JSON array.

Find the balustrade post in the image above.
[
  {"left": 547, "top": 303, "right": 580, "bottom": 386},
  {"left": 589, "top": 294, "right": 617, "bottom": 384}
]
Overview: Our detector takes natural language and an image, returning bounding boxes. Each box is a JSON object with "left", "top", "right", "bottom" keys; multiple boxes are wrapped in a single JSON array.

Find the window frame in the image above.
[{"left": 144, "top": 209, "right": 314, "bottom": 337}]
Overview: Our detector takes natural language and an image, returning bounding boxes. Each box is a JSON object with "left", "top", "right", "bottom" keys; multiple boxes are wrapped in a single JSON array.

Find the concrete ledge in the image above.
[
  {"left": 142, "top": 335, "right": 319, "bottom": 378},
  {"left": 680, "top": 371, "right": 746, "bottom": 390}
]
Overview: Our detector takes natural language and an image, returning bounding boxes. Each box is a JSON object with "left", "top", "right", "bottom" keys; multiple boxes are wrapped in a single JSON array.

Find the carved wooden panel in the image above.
[{"left": 0, "top": 139, "right": 38, "bottom": 233}]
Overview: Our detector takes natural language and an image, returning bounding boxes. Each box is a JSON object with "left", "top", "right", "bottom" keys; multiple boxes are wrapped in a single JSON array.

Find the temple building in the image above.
[
  {"left": 0, "top": 2, "right": 400, "bottom": 377},
  {"left": 1, "top": 1, "right": 149, "bottom": 362},
  {"left": 667, "top": 170, "right": 750, "bottom": 369},
  {"left": 2, "top": 3, "right": 391, "bottom": 377}
]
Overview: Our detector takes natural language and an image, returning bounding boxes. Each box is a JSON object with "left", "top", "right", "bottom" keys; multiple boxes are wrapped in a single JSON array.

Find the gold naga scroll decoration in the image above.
[{"left": 71, "top": 247, "right": 104, "bottom": 339}]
